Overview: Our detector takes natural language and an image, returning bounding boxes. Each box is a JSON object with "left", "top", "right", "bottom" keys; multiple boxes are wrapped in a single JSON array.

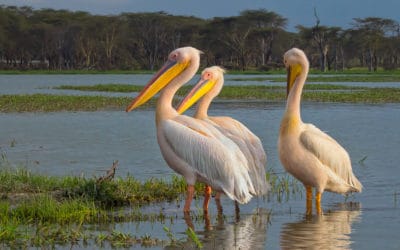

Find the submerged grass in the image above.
[{"left": 266, "top": 169, "right": 302, "bottom": 203}]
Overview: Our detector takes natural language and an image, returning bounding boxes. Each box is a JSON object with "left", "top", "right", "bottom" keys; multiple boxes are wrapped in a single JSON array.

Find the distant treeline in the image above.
[{"left": 0, "top": 5, "right": 399, "bottom": 72}]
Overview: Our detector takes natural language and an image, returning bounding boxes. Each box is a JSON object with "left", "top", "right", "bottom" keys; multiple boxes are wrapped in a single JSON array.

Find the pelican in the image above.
[
  {"left": 126, "top": 47, "right": 255, "bottom": 213},
  {"left": 176, "top": 66, "right": 269, "bottom": 209},
  {"left": 278, "top": 48, "right": 362, "bottom": 215}
]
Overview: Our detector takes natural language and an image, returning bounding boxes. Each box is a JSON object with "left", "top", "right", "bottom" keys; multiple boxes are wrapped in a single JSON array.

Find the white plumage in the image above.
[
  {"left": 162, "top": 117, "right": 255, "bottom": 203},
  {"left": 126, "top": 47, "right": 255, "bottom": 212},
  {"left": 176, "top": 66, "right": 269, "bottom": 198}
]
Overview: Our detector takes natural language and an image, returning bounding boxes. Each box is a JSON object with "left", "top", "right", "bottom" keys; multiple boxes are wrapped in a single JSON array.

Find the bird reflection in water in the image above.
[
  {"left": 178, "top": 208, "right": 270, "bottom": 250},
  {"left": 280, "top": 202, "right": 361, "bottom": 250}
]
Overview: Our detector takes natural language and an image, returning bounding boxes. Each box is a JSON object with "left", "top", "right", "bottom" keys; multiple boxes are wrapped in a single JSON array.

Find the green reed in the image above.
[{"left": 2, "top": 84, "right": 400, "bottom": 113}]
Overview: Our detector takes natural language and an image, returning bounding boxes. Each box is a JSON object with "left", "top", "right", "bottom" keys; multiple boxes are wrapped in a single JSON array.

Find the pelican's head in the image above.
[
  {"left": 176, "top": 66, "right": 226, "bottom": 114},
  {"left": 283, "top": 48, "right": 309, "bottom": 96},
  {"left": 126, "top": 46, "right": 202, "bottom": 112}
]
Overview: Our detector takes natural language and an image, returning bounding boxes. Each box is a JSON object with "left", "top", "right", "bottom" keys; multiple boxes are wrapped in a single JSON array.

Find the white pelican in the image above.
[
  {"left": 278, "top": 48, "right": 362, "bottom": 215},
  {"left": 176, "top": 66, "right": 269, "bottom": 210},
  {"left": 126, "top": 47, "right": 255, "bottom": 213}
]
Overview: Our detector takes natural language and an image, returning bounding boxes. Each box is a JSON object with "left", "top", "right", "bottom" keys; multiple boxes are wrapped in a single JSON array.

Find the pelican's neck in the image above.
[
  {"left": 194, "top": 77, "right": 222, "bottom": 120},
  {"left": 280, "top": 64, "right": 308, "bottom": 136},
  {"left": 285, "top": 65, "right": 308, "bottom": 119},
  {"left": 155, "top": 84, "right": 179, "bottom": 125},
  {"left": 155, "top": 61, "right": 199, "bottom": 126},
  {"left": 194, "top": 94, "right": 212, "bottom": 119}
]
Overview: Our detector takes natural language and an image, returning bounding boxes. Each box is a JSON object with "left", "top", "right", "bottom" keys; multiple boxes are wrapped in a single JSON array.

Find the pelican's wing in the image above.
[
  {"left": 161, "top": 115, "right": 255, "bottom": 203},
  {"left": 300, "top": 123, "right": 362, "bottom": 191},
  {"left": 210, "top": 116, "right": 269, "bottom": 195}
]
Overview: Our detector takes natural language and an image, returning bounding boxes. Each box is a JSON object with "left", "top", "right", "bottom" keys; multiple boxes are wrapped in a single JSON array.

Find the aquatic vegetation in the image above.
[
  {"left": 0, "top": 158, "right": 303, "bottom": 248},
  {"left": 266, "top": 170, "right": 302, "bottom": 203},
  {"left": 2, "top": 84, "right": 400, "bottom": 113},
  {"left": 0, "top": 167, "right": 181, "bottom": 248},
  {"left": 0, "top": 170, "right": 184, "bottom": 208},
  {"left": 55, "top": 84, "right": 145, "bottom": 93},
  {"left": 0, "top": 94, "right": 132, "bottom": 112},
  {"left": 358, "top": 155, "right": 368, "bottom": 165},
  {"left": 230, "top": 74, "right": 400, "bottom": 82},
  {"left": 163, "top": 226, "right": 179, "bottom": 243},
  {"left": 186, "top": 227, "right": 203, "bottom": 248},
  {"left": 55, "top": 83, "right": 195, "bottom": 95},
  {"left": 56, "top": 84, "right": 400, "bottom": 102}
]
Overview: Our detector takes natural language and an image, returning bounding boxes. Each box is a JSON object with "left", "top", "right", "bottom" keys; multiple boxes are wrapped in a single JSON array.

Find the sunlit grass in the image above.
[
  {"left": 0, "top": 155, "right": 298, "bottom": 248},
  {"left": 57, "top": 84, "right": 400, "bottom": 103},
  {"left": 0, "top": 164, "right": 299, "bottom": 212},
  {"left": 0, "top": 169, "right": 187, "bottom": 208},
  {"left": 0, "top": 166, "right": 188, "bottom": 248},
  {"left": 0, "top": 94, "right": 135, "bottom": 112}
]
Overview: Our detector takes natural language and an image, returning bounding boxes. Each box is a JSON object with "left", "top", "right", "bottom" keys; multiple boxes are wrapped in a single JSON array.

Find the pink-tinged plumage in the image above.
[
  {"left": 278, "top": 48, "right": 362, "bottom": 215},
  {"left": 177, "top": 66, "right": 269, "bottom": 198},
  {"left": 126, "top": 47, "right": 255, "bottom": 213}
]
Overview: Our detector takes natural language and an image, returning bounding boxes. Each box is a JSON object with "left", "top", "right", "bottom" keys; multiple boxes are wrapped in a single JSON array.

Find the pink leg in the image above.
[
  {"left": 215, "top": 192, "right": 223, "bottom": 214},
  {"left": 184, "top": 185, "right": 195, "bottom": 213},
  {"left": 203, "top": 185, "right": 212, "bottom": 212},
  {"left": 183, "top": 211, "right": 194, "bottom": 229},
  {"left": 204, "top": 209, "right": 212, "bottom": 230}
]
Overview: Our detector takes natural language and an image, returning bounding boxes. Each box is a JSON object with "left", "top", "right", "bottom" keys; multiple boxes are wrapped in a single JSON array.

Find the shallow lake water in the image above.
[
  {"left": 1, "top": 74, "right": 400, "bottom": 96},
  {"left": 1, "top": 75, "right": 400, "bottom": 249}
]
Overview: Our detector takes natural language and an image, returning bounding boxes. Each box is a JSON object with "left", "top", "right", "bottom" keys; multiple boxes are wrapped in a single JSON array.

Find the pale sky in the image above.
[{"left": 1, "top": 0, "right": 399, "bottom": 31}]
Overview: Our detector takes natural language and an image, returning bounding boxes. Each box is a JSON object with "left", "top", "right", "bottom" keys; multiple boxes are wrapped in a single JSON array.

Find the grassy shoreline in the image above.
[
  {"left": 231, "top": 74, "right": 400, "bottom": 82},
  {"left": 0, "top": 158, "right": 297, "bottom": 248}
]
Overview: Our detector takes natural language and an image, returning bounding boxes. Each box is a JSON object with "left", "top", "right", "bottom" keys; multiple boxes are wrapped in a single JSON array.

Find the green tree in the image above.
[
  {"left": 351, "top": 17, "right": 398, "bottom": 71},
  {"left": 240, "top": 9, "right": 287, "bottom": 68}
]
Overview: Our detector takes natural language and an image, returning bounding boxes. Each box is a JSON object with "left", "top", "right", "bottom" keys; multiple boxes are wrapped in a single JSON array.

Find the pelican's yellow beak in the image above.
[
  {"left": 126, "top": 59, "right": 190, "bottom": 112},
  {"left": 286, "top": 63, "right": 302, "bottom": 97},
  {"left": 176, "top": 78, "right": 216, "bottom": 114}
]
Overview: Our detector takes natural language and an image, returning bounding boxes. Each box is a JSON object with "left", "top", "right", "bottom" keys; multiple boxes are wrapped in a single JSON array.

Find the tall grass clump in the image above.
[
  {"left": 12, "top": 195, "right": 106, "bottom": 224},
  {"left": 266, "top": 170, "right": 302, "bottom": 202},
  {"left": 0, "top": 167, "right": 61, "bottom": 193}
]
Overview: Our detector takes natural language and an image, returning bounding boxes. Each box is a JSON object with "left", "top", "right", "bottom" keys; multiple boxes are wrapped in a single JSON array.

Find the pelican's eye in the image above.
[
  {"left": 204, "top": 72, "right": 212, "bottom": 80},
  {"left": 170, "top": 53, "right": 179, "bottom": 61}
]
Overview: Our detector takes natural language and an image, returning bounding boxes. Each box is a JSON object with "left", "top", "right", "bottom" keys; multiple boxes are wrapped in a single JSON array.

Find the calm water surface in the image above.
[
  {"left": 0, "top": 75, "right": 399, "bottom": 249},
  {"left": 1, "top": 74, "right": 400, "bottom": 96},
  {"left": 1, "top": 102, "right": 399, "bottom": 249}
]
